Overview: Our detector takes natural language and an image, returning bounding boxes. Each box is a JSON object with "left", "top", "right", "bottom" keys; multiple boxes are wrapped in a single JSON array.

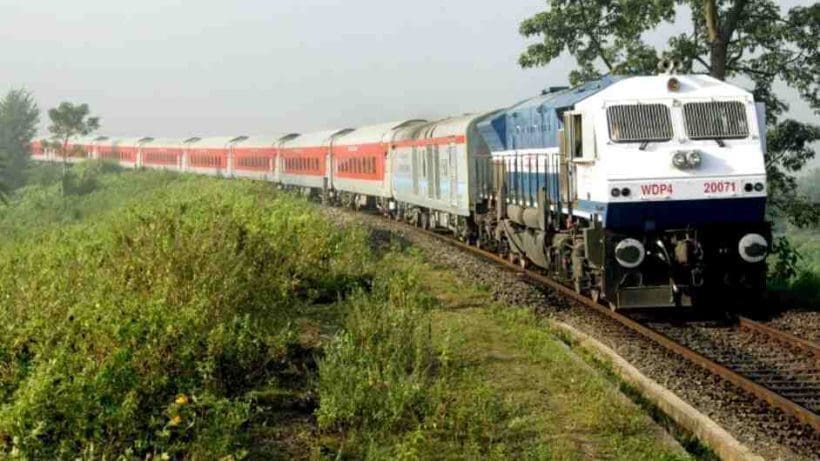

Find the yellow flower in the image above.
[
  {"left": 175, "top": 394, "right": 189, "bottom": 406},
  {"left": 169, "top": 415, "right": 182, "bottom": 427}
]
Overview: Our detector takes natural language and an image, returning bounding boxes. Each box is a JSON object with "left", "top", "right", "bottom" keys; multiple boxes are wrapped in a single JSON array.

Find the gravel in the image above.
[
  {"left": 324, "top": 208, "right": 820, "bottom": 461},
  {"left": 765, "top": 310, "right": 820, "bottom": 344}
]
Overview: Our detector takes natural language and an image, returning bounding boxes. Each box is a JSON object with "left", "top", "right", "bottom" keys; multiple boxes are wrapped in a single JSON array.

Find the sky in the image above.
[{"left": 0, "top": 0, "right": 816, "bottom": 154}]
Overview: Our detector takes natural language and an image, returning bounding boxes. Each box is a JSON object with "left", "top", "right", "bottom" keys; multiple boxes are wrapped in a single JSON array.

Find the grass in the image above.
[
  {"left": 769, "top": 225, "right": 820, "bottom": 309},
  {"left": 0, "top": 163, "right": 694, "bottom": 459}
]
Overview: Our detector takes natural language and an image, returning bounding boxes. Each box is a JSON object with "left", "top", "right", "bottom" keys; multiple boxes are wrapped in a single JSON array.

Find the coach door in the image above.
[{"left": 448, "top": 141, "right": 457, "bottom": 207}]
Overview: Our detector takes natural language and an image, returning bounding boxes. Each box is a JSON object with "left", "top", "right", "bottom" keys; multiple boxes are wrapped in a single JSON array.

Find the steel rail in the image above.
[
  {"left": 417, "top": 227, "right": 820, "bottom": 432},
  {"left": 738, "top": 316, "right": 820, "bottom": 359}
]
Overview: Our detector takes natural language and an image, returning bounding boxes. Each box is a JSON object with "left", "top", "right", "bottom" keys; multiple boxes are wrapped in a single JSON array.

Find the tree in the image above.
[
  {"left": 47, "top": 102, "right": 100, "bottom": 175},
  {"left": 0, "top": 88, "right": 40, "bottom": 190},
  {"left": 798, "top": 167, "right": 820, "bottom": 205},
  {"left": 519, "top": 0, "right": 820, "bottom": 228}
]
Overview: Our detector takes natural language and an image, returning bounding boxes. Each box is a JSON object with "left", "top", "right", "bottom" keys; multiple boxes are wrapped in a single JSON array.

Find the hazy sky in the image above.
[{"left": 0, "top": 0, "right": 815, "bottom": 144}]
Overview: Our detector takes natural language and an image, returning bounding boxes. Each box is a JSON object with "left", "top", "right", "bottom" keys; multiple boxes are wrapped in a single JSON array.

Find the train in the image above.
[{"left": 31, "top": 67, "right": 771, "bottom": 309}]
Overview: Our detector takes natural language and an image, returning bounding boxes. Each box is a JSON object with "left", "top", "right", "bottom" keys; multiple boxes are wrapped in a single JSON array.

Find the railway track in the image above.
[{"left": 412, "top": 225, "right": 820, "bottom": 434}]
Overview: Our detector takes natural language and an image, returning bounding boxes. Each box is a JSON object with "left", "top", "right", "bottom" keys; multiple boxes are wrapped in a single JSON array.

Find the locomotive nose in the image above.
[{"left": 738, "top": 233, "right": 768, "bottom": 263}]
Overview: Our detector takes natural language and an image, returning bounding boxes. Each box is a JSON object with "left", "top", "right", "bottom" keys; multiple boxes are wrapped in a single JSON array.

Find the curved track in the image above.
[{"left": 414, "top": 225, "right": 820, "bottom": 433}]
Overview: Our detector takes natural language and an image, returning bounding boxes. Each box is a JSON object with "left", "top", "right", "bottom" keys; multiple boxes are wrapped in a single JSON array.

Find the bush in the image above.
[
  {"left": 316, "top": 257, "right": 517, "bottom": 458},
  {"left": 0, "top": 176, "right": 371, "bottom": 458},
  {"left": 317, "top": 261, "right": 437, "bottom": 436},
  {"left": 61, "top": 160, "right": 123, "bottom": 196}
]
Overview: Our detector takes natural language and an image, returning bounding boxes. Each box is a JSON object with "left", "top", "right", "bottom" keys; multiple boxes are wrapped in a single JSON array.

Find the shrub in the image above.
[
  {"left": 316, "top": 261, "right": 437, "bottom": 436},
  {"left": 0, "top": 175, "right": 371, "bottom": 458}
]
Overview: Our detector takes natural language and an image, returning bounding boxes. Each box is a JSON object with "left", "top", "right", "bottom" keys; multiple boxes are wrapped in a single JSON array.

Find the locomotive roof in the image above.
[
  {"left": 477, "top": 75, "right": 623, "bottom": 152},
  {"left": 587, "top": 74, "right": 752, "bottom": 102}
]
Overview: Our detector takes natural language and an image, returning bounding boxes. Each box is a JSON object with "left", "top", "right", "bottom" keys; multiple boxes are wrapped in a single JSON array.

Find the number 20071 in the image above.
[{"left": 703, "top": 181, "right": 736, "bottom": 194}]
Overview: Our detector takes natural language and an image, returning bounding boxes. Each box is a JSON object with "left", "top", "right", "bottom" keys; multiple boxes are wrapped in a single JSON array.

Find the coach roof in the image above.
[
  {"left": 235, "top": 134, "right": 299, "bottom": 148},
  {"left": 336, "top": 120, "right": 426, "bottom": 145},
  {"left": 282, "top": 128, "right": 354, "bottom": 149}
]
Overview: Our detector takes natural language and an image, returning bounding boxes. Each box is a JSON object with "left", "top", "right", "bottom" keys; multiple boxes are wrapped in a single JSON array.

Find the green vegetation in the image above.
[
  {"left": 0, "top": 166, "right": 370, "bottom": 458},
  {"left": 0, "top": 88, "right": 40, "bottom": 198},
  {"left": 768, "top": 171, "right": 820, "bottom": 308},
  {"left": 0, "top": 161, "right": 179, "bottom": 246},
  {"left": 0, "top": 165, "right": 690, "bottom": 459}
]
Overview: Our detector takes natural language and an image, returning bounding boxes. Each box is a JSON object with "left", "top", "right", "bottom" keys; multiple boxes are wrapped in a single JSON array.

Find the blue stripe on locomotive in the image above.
[
  {"left": 581, "top": 197, "right": 766, "bottom": 231},
  {"left": 505, "top": 171, "right": 561, "bottom": 205}
]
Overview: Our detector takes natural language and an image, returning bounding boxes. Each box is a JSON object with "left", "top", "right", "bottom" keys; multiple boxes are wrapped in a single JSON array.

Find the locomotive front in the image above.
[
  {"left": 478, "top": 72, "right": 771, "bottom": 309},
  {"left": 578, "top": 73, "right": 770, "bottom": 307}
]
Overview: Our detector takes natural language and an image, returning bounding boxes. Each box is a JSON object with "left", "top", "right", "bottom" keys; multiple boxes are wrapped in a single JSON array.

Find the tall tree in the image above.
[
  {"left": 519, "top": 0, "right": 820, "bottom": 228},
  {"left": 47, "top": 102, "right": 100, "bottom": 175},
  {"left": 0, "top": 89, "right": 40, "bottom": 190}
]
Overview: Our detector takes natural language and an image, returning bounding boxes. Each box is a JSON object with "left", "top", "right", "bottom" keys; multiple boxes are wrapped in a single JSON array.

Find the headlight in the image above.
[
  {"left": 615, "top": 238, "right": 645, "bottom": 269},
  {"left": 672, "top": 152, "right": 687, "bottom": 168},
  {"left": 738, "top": 233, "right": 768, "bottom": 263},
  {"left": 686, "top": 151, "right": 702, "bottom": 168}
]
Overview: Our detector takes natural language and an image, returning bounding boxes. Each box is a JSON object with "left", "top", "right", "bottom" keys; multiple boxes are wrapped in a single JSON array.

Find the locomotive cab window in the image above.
[{"left": 562, "top": 111, "right": 590, "bottom": 160}]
